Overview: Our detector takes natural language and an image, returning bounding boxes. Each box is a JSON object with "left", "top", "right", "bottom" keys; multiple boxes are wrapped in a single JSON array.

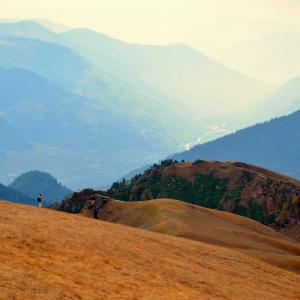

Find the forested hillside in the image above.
[{"left": 171, "top": 110, "right": 300, "bottom": 180}]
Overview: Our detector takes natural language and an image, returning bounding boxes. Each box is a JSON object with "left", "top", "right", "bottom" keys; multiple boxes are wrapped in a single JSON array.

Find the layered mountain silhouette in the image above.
[
  {"left": 59, "top": 28, "right": 268, "bottom": 106},
  {"left": 0, "top": 21, "right": 268, "bottom": 102},
  {"left": 0, "top": 20, "right": 272, "bottom": 188},
  {"left": 0, "top": 67, "right": 174, "bottom": 188},
  {"left": 0, "top": 21, "right": 270, "bottom": 130}
]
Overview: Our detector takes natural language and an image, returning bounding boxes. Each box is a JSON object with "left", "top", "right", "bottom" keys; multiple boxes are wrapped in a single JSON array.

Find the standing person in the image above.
[
  {"left": 93, "top": 205, "right": 98, "bottom": 219},
  {"left": 37, "top": 193, "right": 43, "bottom": 208}
]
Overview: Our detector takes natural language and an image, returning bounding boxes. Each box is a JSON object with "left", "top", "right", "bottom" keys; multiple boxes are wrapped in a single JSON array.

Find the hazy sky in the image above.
[{"left": 2, "top": 0, "right": 300, "bottom": 56}]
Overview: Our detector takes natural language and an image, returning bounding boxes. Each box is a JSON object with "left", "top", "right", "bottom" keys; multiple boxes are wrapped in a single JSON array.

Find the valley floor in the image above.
[{"left": 0, "top": 201, "right": 299, "bottom": 299}]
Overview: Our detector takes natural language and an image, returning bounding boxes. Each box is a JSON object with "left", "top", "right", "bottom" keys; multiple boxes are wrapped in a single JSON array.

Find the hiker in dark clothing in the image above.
[
  {"left": 37, "top": 193, "right": 43, "bottom": 207},
  {"left": 93, "top": 206, "right": 98, "bottom": 219}
]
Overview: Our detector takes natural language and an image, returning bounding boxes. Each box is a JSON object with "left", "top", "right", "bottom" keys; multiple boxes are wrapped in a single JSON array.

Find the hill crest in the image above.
[
  {"left": 106, "top": 160, "right": 300, "bottom": 240},
  {"left": 171, "top": 109, "right": 300, "bottom": 182}
]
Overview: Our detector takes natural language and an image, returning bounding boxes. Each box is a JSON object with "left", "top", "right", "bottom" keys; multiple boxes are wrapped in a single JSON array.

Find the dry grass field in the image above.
[
  {"left": 0, "top": 201, "right": 300, "bottom": 299},
  {"left": 99, "top": 199, "right": 300, "bottom": 273}
]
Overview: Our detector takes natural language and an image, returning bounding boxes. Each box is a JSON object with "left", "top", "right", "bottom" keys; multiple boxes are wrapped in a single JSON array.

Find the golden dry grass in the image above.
[
  {"left": 98, "top": 199, "right": 300, "bottom": 273},
  {"left": 1, "top": 201, "right": 300, "bottom": 300},
  {"left": 142, "top": 161, "right": 300, "bottom": 240}
]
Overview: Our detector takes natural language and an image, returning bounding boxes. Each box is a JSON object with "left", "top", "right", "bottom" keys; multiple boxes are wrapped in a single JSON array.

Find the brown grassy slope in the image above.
[
  {"left": 97, "top": 199, "right": 300, "bottom": 273},
  {"left": 162, "top": 161, "right": 300, "bottom": 185},
  {"left": 108, "top": 160, "right": 300, "bottom": 240},
  {"left": 1, "top": 201, "right": 300, "bottom": 300}
]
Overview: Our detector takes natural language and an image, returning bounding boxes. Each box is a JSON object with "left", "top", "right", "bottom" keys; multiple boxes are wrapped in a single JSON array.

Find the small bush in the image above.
[{"left": 249, "top": 198, "right": 264, "bottom": 223}]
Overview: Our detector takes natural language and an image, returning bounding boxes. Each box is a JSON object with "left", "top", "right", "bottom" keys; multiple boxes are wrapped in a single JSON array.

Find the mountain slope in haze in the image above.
[
  {"left": 0, "top": 21, "right": 273, "bottom": 189},
  {"left": 33, "top": 19, "right": 70, "bottom": 33},
  {"left": 0, "top": 184, "right": 34, "bottom": 205},
  {"left": 0, "top": 33, "right": 189, "bottom": 142},
  {"left": 0, "top": 116, "right": 32, "bottom": 151},
  {"left": 9, "top": 171, "right": 72, "bottom": 204},
  {"left": 106, "top": 160, "right": 300, "bottom": 240},
  {"left": 171, "top": 109, "right": 300, "bottom": 183},
  {"left": 0, "top": 20, "right": 271, "bottom": 144},
  {"left": 0, "top": 20, "right": 269, "bottom": 105},
  {"left": 0, "top": 67, "right": 172, "bottom": 188},
  {"left": 0, "top": 34, "right": 202, "bottom": 186},
  {"left": 261, "top": 74, "right": 300, "bottom": 119},
  {"left": 61, "top": 28, "right": 268, "bottom": 104},
  {"left": 222, "top": 32, "right": 300, "bottom": 85},
  {"left": 0, "top": 18, "right": 69, "bottom": 33},
  {"left": 1, "top": 201, "right": 299, "bottom": 299},
  {"left": 59, "top": 27, "right": 271, "bottom": 141},
  {"left": 0, "top": 35, "right": 132, "bottom": 111}
]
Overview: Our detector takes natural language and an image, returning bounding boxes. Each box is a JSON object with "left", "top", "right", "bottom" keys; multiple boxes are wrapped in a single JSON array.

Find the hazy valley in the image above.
[{"left": 0, "top": 20, "right": 277, "bottom": 189}]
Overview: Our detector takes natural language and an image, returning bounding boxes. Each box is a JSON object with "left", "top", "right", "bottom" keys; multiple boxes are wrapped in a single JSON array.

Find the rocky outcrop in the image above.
[{"left": 53, "top": 189, "right": 112, "bottom": 214}]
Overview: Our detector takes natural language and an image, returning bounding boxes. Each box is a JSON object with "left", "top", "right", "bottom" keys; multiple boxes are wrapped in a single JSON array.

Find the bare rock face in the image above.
[{"left": 53, "top": 189, "right": 111, "bottom": 214}]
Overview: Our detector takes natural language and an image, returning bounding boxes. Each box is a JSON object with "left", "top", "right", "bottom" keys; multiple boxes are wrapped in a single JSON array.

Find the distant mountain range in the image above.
[
  {"left": 261, "top": 74, "right": 300, "bottom": 119},
  {"left": 0, "top": 20, "right": 272, "bottom": 188},
  {"left": 2, "top": 20, "right": 300, "bottom": 189},
  {"left": 0, "top": 66, "right": 171, "bottom": 188},
  {"left": 0, "top": 21, "right": 270, "bottom": 130},
  {"left": 221, "top": 32, "right": 300, "bottom": 85}
]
